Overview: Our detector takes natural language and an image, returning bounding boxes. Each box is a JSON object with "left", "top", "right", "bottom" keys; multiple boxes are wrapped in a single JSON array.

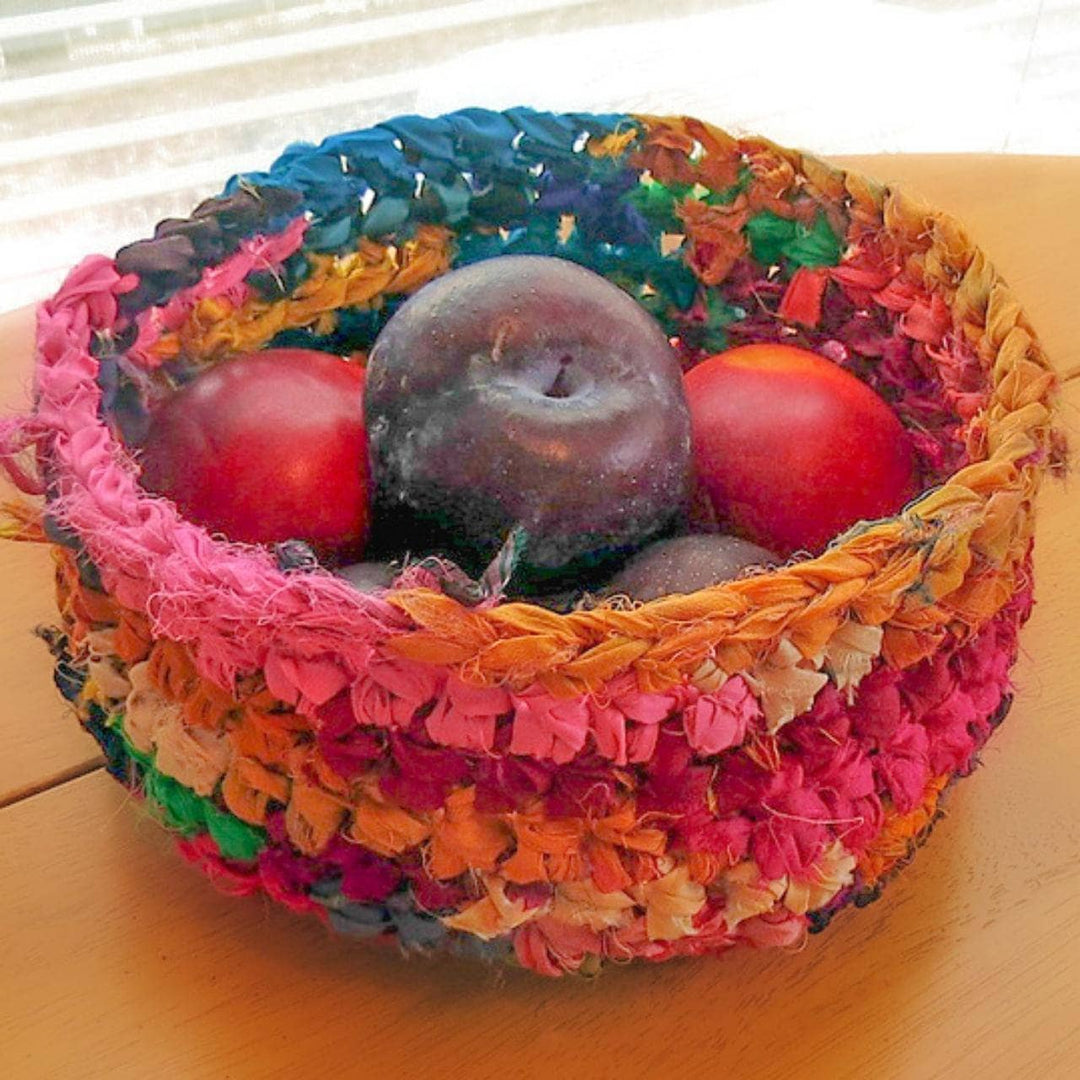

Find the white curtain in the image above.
[{"left": 0, "top": 0, "right": 1075, "bottom": 310}]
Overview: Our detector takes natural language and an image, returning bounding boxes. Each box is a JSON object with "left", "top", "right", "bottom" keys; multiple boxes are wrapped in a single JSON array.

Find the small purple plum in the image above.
[
  {"left": 603, "top": 533, "right": 778, "bottom": 602},
  {"left": 336, "top": 560, "right": 397, "bottom": 592}
]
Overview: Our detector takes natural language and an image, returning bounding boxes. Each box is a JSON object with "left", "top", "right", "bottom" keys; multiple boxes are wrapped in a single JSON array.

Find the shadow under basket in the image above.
[{"left": 0, "top": 109, "right": 1064, "bottom": 977}]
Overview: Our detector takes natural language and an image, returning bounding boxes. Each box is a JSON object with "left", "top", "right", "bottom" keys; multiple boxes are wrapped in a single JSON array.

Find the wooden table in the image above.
[{"left": 1, "top": 156, "right": 1078, "bottom": 1080}]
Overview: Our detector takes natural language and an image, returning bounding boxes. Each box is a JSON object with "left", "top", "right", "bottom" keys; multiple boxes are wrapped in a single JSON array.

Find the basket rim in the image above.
[{"left": 11, "top": 108, "right": 1063, "bottom": 694}]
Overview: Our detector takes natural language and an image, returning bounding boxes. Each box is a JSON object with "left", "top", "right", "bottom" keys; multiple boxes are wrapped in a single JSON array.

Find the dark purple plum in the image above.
[
  {"left": 602, "top": 533, "right": 778, "bottom": 602},
  {"left": 365, "top": 255, "right": 692, "bottom": 590}
]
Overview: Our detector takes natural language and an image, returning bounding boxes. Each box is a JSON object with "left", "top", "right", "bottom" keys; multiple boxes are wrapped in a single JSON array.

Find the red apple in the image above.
[
  {"left": 684, "top": 344, "right": 916, "bottom": 556},
  {"left": 139, "top": 348, "right": 370, "bottom": 558}
]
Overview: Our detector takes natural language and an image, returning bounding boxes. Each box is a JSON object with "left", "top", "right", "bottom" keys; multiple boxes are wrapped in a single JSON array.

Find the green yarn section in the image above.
[
  {"left": 745, "top": 209, "right": 843, "bottom": 268},
  {"left": 625, "top": 169, "right": 750, "bottom": 233},
  {"left": 745, "top": 211, "right": 793, "bottom": 265},
  {"left": 785, "top": 211, "right": 844, "bottom": 267},
  {"left": 206, "top": 805, "right": 265, "bottom": 862},
  {"left": 107, "top": 714, "right": 266, "bottom": 862},
  {"left": 625, "top": 177, "right": 693, "bottom": 233},
  {"left": 610, "top": 248, "right": 698, "bottom": 318},
  {"left": 151, "top": 769, "right": 266, "bottom": 862}
]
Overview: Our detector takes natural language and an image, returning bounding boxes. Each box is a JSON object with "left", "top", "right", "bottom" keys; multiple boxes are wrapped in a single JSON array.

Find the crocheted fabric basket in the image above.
[{"left": 0, "top": 109, "right": 1063, "bottom": 977}]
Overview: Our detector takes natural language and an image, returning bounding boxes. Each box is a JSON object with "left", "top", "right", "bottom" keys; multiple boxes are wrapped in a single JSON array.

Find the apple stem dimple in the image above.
[{"left": 545, "top": 357, "right": 574, "bottom": 398}]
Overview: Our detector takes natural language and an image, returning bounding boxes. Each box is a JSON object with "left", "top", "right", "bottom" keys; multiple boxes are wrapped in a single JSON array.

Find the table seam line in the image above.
[{"left": 0, "top": 757, "right": 105, "bottom": 811}]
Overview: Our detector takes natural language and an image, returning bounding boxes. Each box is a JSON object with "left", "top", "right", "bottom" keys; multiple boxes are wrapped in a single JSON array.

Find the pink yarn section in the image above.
[
  {"left": 503, "top": 674, "right": 759, "bottom": 765},
  {"left": 512, "top": 905, "right": 805, "bottom": 976},
  {"left": 26, "top": 233, "right": 419, "bottom": 694},
  {"left": 684, "top": 678, "right": 759, "bottom": 754},
  {"left": 302, "top": 652, "right": 760, "bottom": 766},
  {"left": 127, "top": 216, "right": 309, "bottom": 367}
]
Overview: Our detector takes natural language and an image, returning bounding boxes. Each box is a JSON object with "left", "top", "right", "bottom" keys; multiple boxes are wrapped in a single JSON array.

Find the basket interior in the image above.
[{"left": 105, "top": 108, "right": 982, "bottom": 537}]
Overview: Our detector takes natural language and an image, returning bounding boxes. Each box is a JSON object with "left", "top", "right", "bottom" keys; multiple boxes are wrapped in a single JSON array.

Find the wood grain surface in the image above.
[
  {"left": 0, "top": 307, "right": 103, "bottom": 805},
  {"left": 0, "top": 155, "right": 1078, "bottom": 1080}
]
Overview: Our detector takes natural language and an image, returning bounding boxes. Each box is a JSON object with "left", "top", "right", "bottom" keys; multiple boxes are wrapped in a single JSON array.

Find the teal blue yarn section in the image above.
[
  {"left": 222, "top": 106, "right": 843, "bottom": 359},
  {"left": 223, "top": 107, "right": 717, "bottom": 345},
  {"left": 225, "top": 108, "right": 641, "bottom": 248}
]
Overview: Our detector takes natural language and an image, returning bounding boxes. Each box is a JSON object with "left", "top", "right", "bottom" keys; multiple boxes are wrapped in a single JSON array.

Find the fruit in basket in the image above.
[
  {"left": 684, "top": 344, "right": 916, "bottom": 556},
  {"left": 364, "top": 255, "right": 693, "bottom": 588},
  {"left": 603, "top": 533, "right": 778, "bottom": 602},
  {"left": 336, "top": 560, "right": 397, "bottom": 592},
  {"left": 139, "top": 348, "right": 370, "bottom": 559}
]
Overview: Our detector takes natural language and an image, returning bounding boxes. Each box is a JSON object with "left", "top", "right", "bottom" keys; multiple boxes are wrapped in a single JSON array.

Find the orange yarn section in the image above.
[
  {"left": 498, "top": 801, "right": 667, "bottom": 888},
  {"left": 54, "top": 548, "right": 153, "bottom": 661},
  {"left": 382, "top": 521, "right": 1021, "bottom": 694},
  {"left": 857, "top": 774, "right": 950, "bottom": 886},
  {"left": 631, "top": 115, "right": 742, "bottom": 191}
]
